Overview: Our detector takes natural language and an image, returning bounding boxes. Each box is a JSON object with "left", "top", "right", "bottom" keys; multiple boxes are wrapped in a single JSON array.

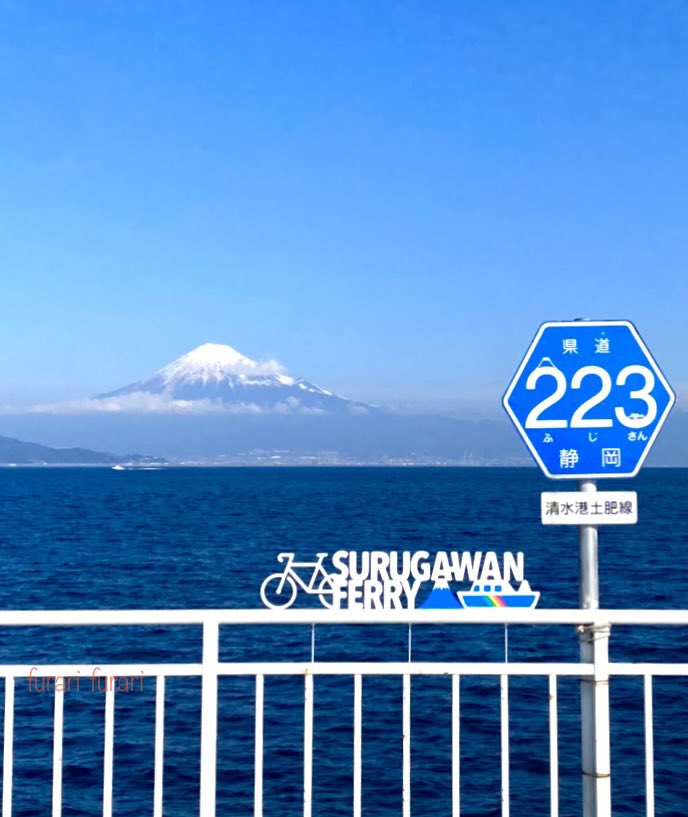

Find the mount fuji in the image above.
[
  {"left": 97, "top": 343, "right": 373, "bottom": 415},
  {"left": 0, "top": 339, "right": 685, "bottom": 463},
  {"left": 0, "top": 341, "right": 561, "bottom": 463}
]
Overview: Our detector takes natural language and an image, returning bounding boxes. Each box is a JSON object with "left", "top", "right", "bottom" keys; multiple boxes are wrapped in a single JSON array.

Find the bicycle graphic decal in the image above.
[
  {"left": 259, "top": 550, "right": 539, "bottom": 611},
  {"left": 260, "top": 553, "right": 338, "bottom": 610}
]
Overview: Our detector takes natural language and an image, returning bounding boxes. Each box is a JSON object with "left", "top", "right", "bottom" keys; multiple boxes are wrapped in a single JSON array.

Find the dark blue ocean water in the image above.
[{"left": 0, "top": 466, "right": 687, "bottom": 817}]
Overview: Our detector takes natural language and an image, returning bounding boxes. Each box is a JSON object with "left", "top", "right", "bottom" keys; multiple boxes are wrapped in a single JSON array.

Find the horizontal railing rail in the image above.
[
  {"left": 1, "top": 609, "right": 686, "bottom": 817},
  {"left": 1, "top": 607, "right": 688, "bottom": 625},
  {"left": 5, "top": 661, "right": 688, "bottom": 677}
]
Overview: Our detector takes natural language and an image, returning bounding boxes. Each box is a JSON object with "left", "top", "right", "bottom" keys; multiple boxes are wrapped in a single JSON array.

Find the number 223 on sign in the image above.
[{"left": 503, "top": 321, "right": 675, "bottom": 479}]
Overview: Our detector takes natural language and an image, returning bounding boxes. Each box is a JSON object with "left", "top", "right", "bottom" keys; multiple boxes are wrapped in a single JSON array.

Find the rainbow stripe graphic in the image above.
[{"left": 458, "top": 591, "right": 539, "bottom": 609}]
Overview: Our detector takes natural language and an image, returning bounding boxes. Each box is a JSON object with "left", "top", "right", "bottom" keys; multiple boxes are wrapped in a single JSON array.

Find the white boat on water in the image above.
[
  {"left": 112, "top": 460, "right": 167, "bottom": 471},
  {"left": 112, "top": 463, "right": 165, "bottom": 471}
]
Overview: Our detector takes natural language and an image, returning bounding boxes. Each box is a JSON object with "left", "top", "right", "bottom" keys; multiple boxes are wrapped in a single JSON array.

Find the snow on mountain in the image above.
[
  {"left": 96, "top": 343, "right": 373, "bottom": 414},
  {"left": 154, "top": 343, "right": 287, "bottom": 382}
]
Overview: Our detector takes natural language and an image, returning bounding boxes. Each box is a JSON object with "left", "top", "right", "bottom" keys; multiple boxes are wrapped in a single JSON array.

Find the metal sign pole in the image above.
[
  {"left": 502, "top": 318, "right": 675, "bottom": 817},
  {"left": 578, "top": 480, "right": 599, "bottom": 611},
  {"left": 578, "top": 479, "right": 611, "bottom": 817}
]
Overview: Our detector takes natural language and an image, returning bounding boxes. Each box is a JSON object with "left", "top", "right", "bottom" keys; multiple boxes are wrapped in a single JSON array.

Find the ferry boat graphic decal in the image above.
[{"left": 457, "top": 579, "right": 539, "bottom": 609}]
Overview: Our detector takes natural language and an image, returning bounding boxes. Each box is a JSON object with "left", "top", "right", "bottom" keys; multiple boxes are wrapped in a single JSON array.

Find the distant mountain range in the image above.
[
  {"left": 0, "top": 435, "right": 165, "bottom": 466},
  {"left": 0, "top": 342, "right": 685, "bottom": 465}
]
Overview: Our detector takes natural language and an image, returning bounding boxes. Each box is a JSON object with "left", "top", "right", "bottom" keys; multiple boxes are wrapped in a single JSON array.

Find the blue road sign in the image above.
[{"left": 503, "top": 321, "right": 675, "bottom": 479}]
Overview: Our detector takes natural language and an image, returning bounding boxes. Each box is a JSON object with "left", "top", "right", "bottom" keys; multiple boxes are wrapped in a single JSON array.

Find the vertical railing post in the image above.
[
  {"left": 103, "top": 684, "right": 115, "bottom": 817},
  {"left": 3, "top": 677, "right": 14, "bottom": 817},
  {"left": 644, "top": 674, "right": 655, "bottom": 817},
  {"left": 255, "top": 674, "right": 264, "bottom": 817},
  {"left": 200, "top": 619, "right": 219, "bottom": 817},
  {"left": 353, "top": 674, "right": 362, "bottom": 817},
  {"left": 53, "top": 685, "right": 65, "bottom": 817},
  {"left": 154, "top": 676, "right": 166, "bottom": 817},
  {"left": 578, "top": 479, "right": 612, "bottom": 817},
  {"left": 402, "top": 674, "right": 411, "bottom": 817},
  {"left": 548, "top": 675, "right": 559, "bottom": 817},
  {"left": 304, "top": 673, "right": 314, "bottom": 817},
  {"left": 451, "top": 674, "right": 460, "bottom": 817},
  {"left": 500, "top": 674, "right": 510, "bottom": 817}
]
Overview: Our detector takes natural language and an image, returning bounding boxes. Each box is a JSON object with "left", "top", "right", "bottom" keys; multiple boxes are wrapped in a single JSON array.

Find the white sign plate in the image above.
[{"left": 541, "top": 491, "right": 638, "bottom": 525}]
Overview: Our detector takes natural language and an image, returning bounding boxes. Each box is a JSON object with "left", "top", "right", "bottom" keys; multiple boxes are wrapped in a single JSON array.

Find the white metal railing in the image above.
[{"left": 0, "top": 608, "right": 686, "bottom": 817}]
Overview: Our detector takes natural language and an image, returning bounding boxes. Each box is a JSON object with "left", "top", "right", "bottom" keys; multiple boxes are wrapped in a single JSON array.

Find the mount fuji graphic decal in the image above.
[{"left": 420, "top": 580, "right": 463, "bottom": 609}]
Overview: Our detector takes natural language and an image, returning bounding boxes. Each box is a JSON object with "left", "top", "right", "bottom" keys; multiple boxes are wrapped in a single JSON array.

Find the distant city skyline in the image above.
[{"left": 1, "top": 2, "right": 686, "bottom": 413}]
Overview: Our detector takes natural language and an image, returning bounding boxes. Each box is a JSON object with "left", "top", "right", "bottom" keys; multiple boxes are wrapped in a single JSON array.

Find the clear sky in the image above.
[{"left": 1, "top": 1, "right": 686, "bottom": 413}]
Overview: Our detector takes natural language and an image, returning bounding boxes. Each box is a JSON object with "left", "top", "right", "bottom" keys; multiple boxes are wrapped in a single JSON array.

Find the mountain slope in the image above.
[
  {"left": 98, "top": 343, "right": 373, "bottom": 414},
  {"left": 0, "top": 411, "right": 529, "bottom": 462},
  {"left": 0, "top": 435, "right": 129, "bottom": 464},
  {"left": 1, "top": 341, "right": 685, "bottom": 464}
]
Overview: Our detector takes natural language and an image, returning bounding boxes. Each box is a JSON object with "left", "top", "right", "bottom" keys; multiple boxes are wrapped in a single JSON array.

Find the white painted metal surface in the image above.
[
  {"left": 200, "top": 620, "right": 219, "bottom": 816},
  {"left": 452, "top": 674, "right": 460, "bottom": 817},
  {"left": 0, "top": 607, "right": 687, "bottom": 625},
  {"left": 304, "top": 673, "right": 314, "bottom": 817},
  {"left": 644, "top": 674, "right": 655, "bottom": 817},
  {"left": 549, "top": 674, "right": 559, "bottom": 817},
  {"left": 541, "top": 491, "right": 638, "bottom": 525},
  {"left": 501, "top": 674, "right": 510, "bottom": 817},
  {"left": 103, "top": 685, "right": 115, "bottom": 817},
  {"left": 0, "top": 608, "right": 685, "bottom": 817},
  {"left": 3, "top": 677, "right": 14, "bottom": 817},
  {"left": 402, "top": 674, "right": 411, "bottom": 817},
  {"left": 353, "top": 674, "right": 362, "bottom": 817},
  {"left": 52, "top": 685, "right": 64, "bottom": 817},
  {"left": 255, "top": 674, "right": 264, "bottom": 817},
  {"left": 154, "top": 675, "right": 165, "bottom": 817}
]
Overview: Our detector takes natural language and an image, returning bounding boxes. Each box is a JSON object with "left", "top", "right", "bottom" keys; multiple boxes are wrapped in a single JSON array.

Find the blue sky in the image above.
[{"left": 1, "top": 1, "right": 686, "bottom": 412}]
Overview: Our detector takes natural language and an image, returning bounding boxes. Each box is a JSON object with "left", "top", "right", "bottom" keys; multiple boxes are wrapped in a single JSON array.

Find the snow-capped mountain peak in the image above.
[
  {"left": 156, "top": 343, "right": 292, "bottom": 385},
  {"left": 97, "top": 342, "right": 373, "bottom": 415}
]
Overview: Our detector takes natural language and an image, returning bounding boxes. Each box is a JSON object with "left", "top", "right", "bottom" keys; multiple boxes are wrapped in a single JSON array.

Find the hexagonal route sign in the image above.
[{"left": 503, "top": 320, "right": 675, "bottom": 479}]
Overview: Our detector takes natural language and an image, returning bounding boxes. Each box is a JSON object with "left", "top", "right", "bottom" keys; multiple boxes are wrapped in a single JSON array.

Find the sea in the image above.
[{"left": 0, "top": 466, "right": 686, "bottom": 817}]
